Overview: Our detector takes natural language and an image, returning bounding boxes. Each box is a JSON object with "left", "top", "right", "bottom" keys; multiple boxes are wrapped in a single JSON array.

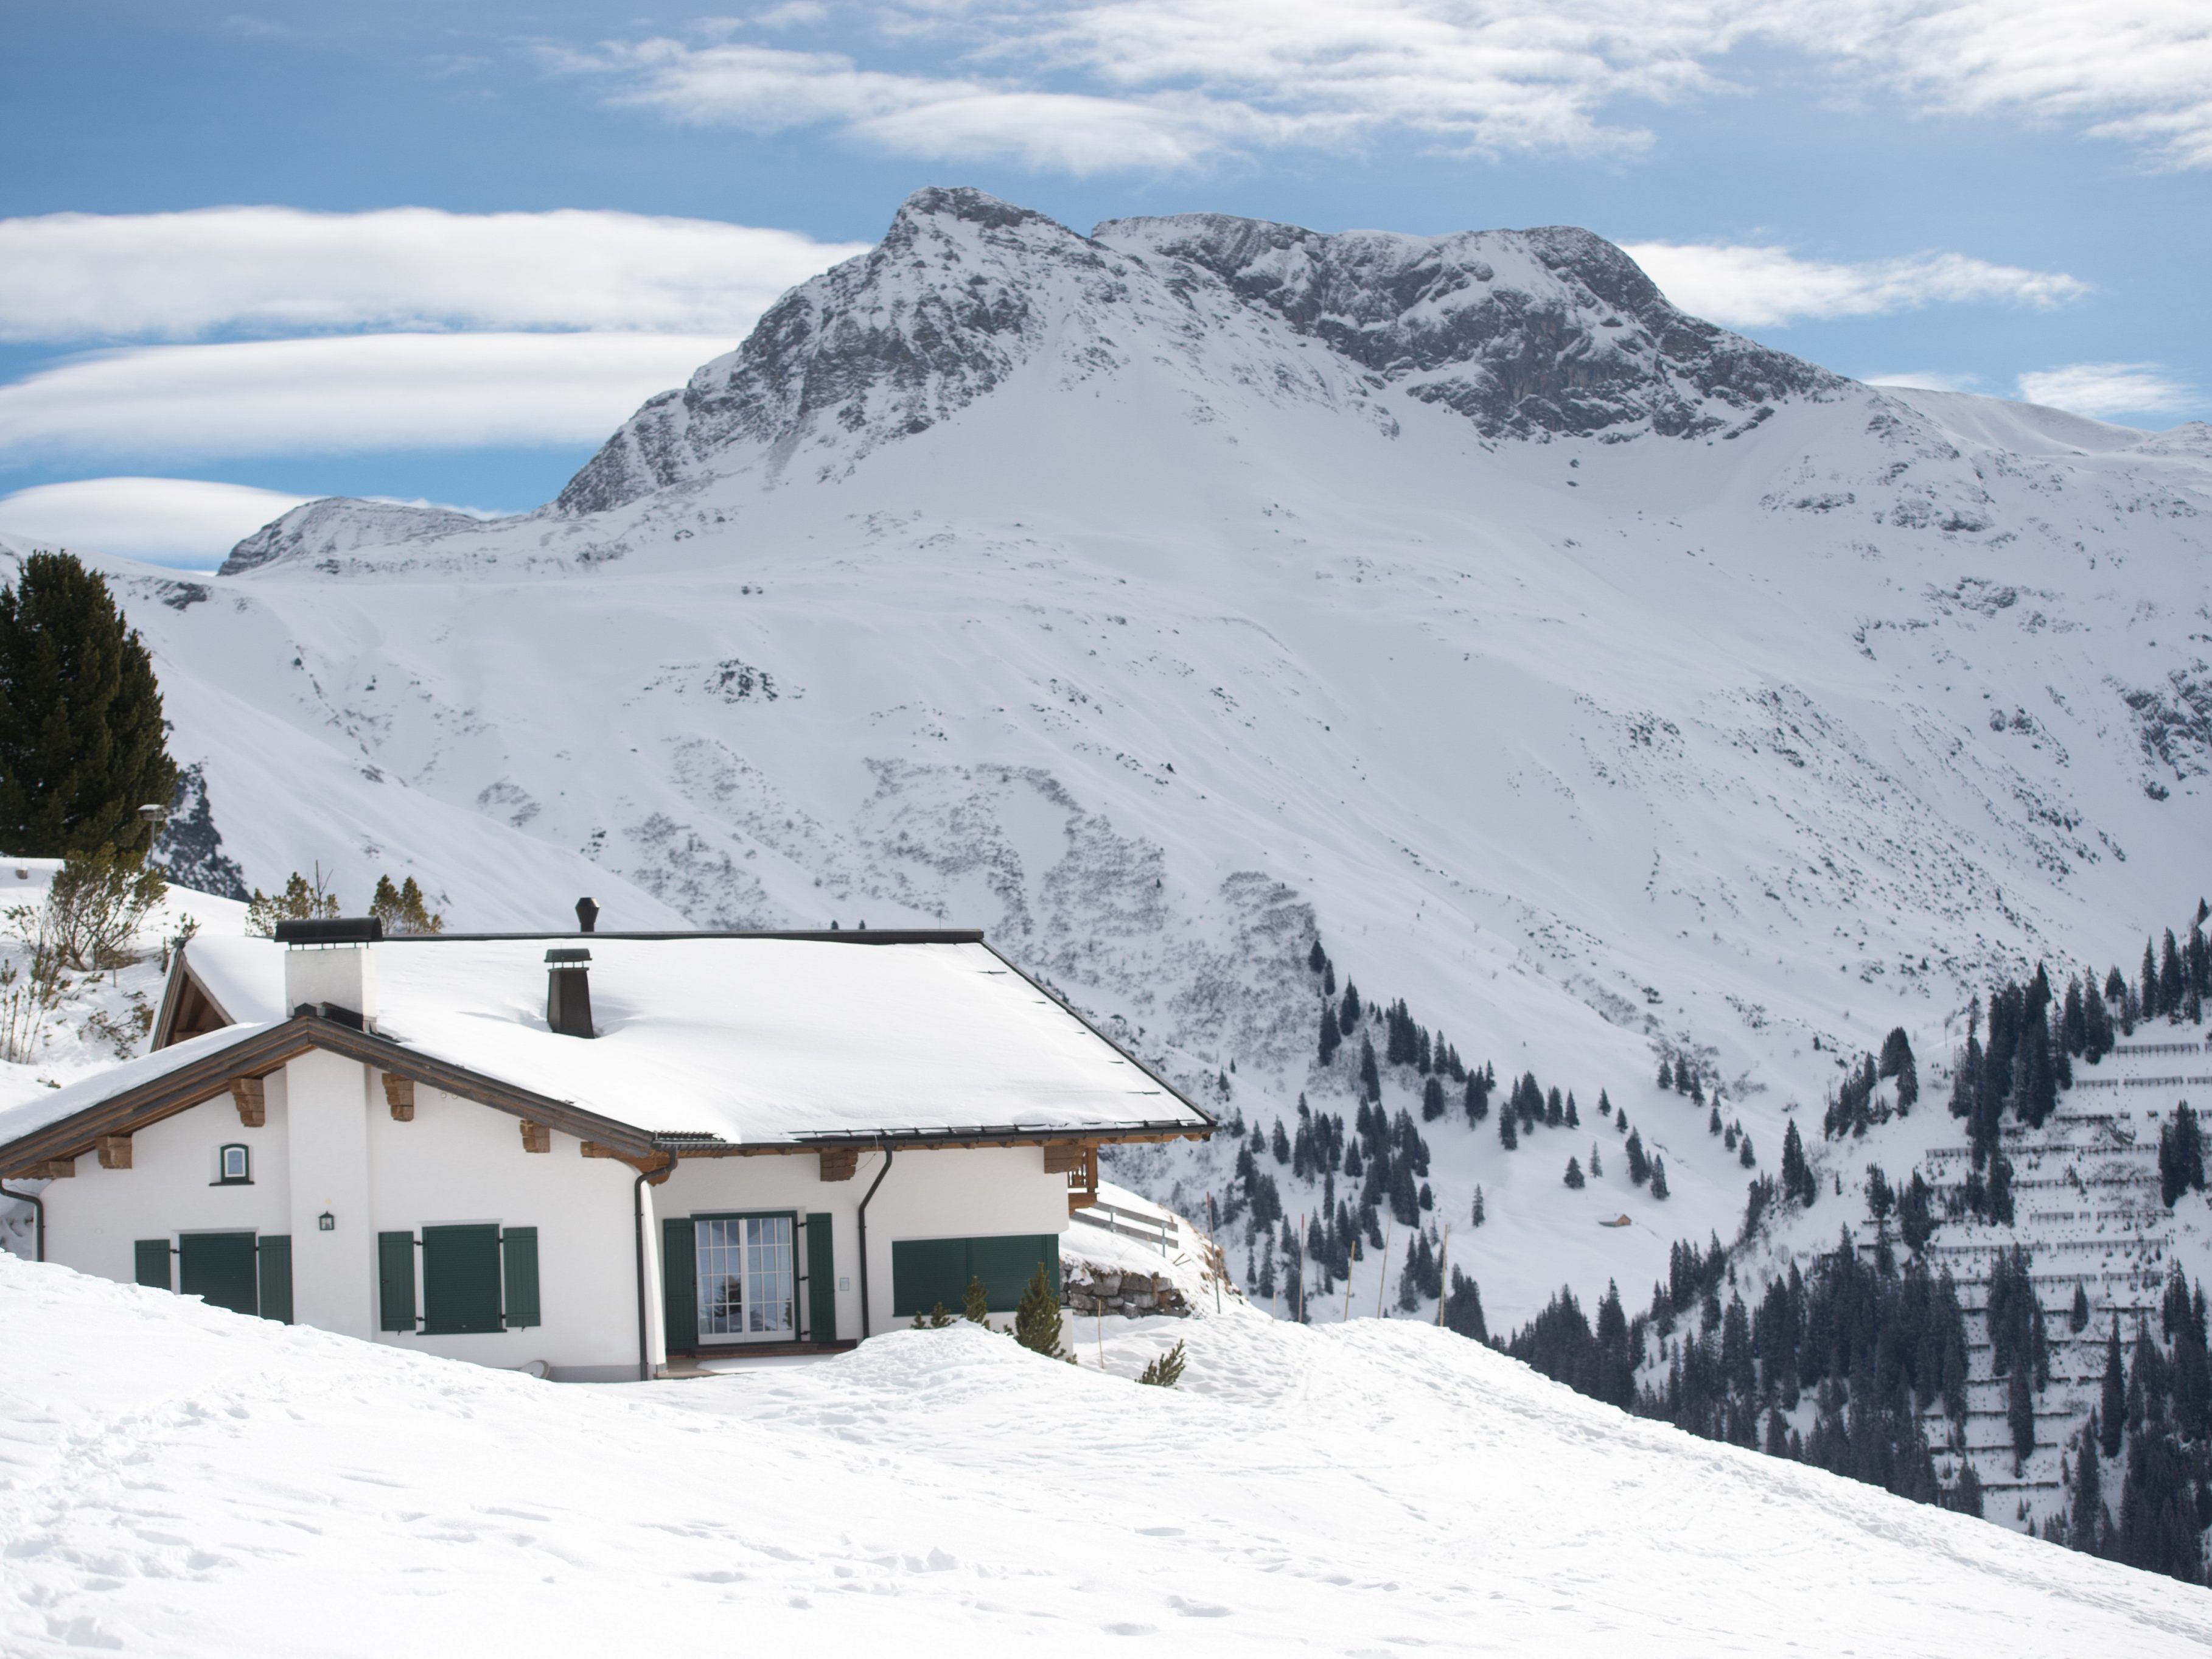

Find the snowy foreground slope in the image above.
[
  {"left": 4, "top": 187, "right": 2212, "bottom": 1339},
  {"left": 5, "top": 1252, "right": 2207, "bottom": 1658}
]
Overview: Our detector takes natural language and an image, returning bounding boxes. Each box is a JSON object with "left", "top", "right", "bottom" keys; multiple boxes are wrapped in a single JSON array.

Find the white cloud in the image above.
[
  {"left": 0, "top": 334, "right": 731, "bottom": 461},
  {"left": 553, "top": 2, "right": 2212, "bottom": 171},
  {"left": 0, "top": 478, "right": 313, "bottom": 566},
  {"left": 1863, "top": 370, "right": 1981, "bottom": 393},
  {"left": 0, "top": 207, "right": 869, "bottom": 343},
  {"left": 2014, "top": 361, "right": 2196, "bottom": 419},
  {"left": 551, "top": 38, "right": 1243, "bottom": 170},
  {"left": 1621, "top": 242, "right": 2089, "bottom": 329}
]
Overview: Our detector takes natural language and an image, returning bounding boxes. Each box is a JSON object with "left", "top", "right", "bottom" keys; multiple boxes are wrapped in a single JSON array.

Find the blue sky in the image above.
[{"left": 1, "top": 0, "right": 2207, "bottom": 565}]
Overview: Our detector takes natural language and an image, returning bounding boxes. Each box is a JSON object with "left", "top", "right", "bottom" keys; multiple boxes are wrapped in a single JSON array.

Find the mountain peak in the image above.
[{"left": 548, "top": 192, "right": 1839, "bottom": 520}]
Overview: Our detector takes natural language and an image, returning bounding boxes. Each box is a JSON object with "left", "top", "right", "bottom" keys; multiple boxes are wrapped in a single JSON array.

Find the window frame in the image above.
[
  {"left": 214, "top": 1142, "right": 252, "bottom": 1186},
  {"left": 690, "top": 1209, "right": 800, "bottom": 1344}
]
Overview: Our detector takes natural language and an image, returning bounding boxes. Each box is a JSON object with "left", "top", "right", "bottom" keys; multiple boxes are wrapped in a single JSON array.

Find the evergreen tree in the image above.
[
  {"left": 2071, "top": 1283, "right": 2091, "bottom": 1333},
  {"left": 1738, "top": 1133, "right": 1756, "bottom": 1169},
  {"left": 1317, "top": 999, "right": 1341, "bottom": 1066},
  {"left": 1590, "top": 1140, "right": 1603, "bottom": 1179},
  {"left": 1358, "top": 1035, "right": 1381, "bottom": 1102},
  {"left": 1987, "top": 1151, "right": 2016, "bottom": 1224},
  {"left": 1564, "top": 1155, "right": 1585, "bottom": 1189},
  {"left": 1421, "top": 1075, "right": 1446, "bottom": 1122},
  {"left": 1546, "top": 1086, "right": 1565, "bottom": 1128},
  {"left": 1443, "top": 1267, "right": 1488, "bottom": 1341},
  {"left": 2006, "top": 1363, "right": 2036, "bottom": 1465},
  {"left": 1780, "top": 1119, "right": 1816, "bottom": 1207},
  {"left": 2083, "top": 974, "right": 2115, "bottom": 1061},
  {"left": 1897, "top": 1172, "right": 1934, "bottom": 1253},
  {"left": 1271, "top": 1118, "right": 1291, "bottom": 1164},
  {"left": 1464, "top": 1069, "right": 1491, "bottom": 1124},
  {"left": 0, "top": 551, "right": 177, "bottom": 857},
  {"left": 2100, "top": 1324, "right": 2126, "bottom": 1457},
  {"left": 2141, "top": 941, "right": 2160, "bottom": 1024},
  {"left": 1471, "top": 1186, "right": 1486, "bottom": 1228},
  {"left": 963, "top": 1275, "right": 991, "bottom": 1325},
  {"left": 1137, "top": 1339, "right": 1187, "bottom": 1388},
  {"left": 2070, "top": 1419, "right": 2105, "bottom": 1554},
  {"left": 1498, "top": 1098, "right": 1518, "bottom": 1150},
  {"left": 1658, "top": 1057, "right": 1673, "bottom": 1090},
  {"left": 1307, "top": 939, "right": 1326, "bottom": 974},
  {"left": 1339, "top": 981, "right": 1362, "bottom": 1033},
  {"left": 2158, "top": 1103, "right": 2205, "bottom": 1207},
  {"left": 1565, "top": 1091, "right": 1580, "bottom": 1129},
  {"left": 2160, "top": 929, "right": 2185, "bottom": 1019},
  {"left": 1649, "top": 1157, "right": 1669, "bottom": 1200},
  {"left": 1625, "top": 1129, "right": 1651, "bottom": 1186},
  {"left": 1013, "top": 1263, "right": 1065, "bottom": 1358}
]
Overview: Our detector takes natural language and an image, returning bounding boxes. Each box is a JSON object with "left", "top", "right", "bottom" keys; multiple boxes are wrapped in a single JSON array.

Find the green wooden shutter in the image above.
[
  {"left": 134, "top": 1238, "right": 171, "bottom": 1291},
  {"left": 501, "top": 1227, "right": 541, "bottom": 1330},
  {"left": 256, "top": 1235, "right": 293, "bottom": 1324},
  {"left": 891, "top": 1237, "right": 968, "bottom": 1319},
  {"left": 422, "top": 1224, "right": 502, "bottom": 1334},
  {"left": 967, "top": 1234, "right": 1061, "bottom": 1311},
  {"left": 180, "top": 1232, "right": 260, "bottom": 1316},
  {"left": 661, "top": 1217, "right": 697, "bottom": 1353},
  {"left": 805, "top": 1214, "right": 836, "bottom": 1343},
  {"left": 378, "top": 1231, "right": 417, "bottom": 1332}
]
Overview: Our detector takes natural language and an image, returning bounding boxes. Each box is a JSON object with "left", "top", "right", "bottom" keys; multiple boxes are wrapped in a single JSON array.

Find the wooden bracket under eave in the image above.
[
  {"left": 818, "top": 1147, "right": 860, "bottom": 1182},
  {"left": 1050, "top": 1142, "right": 1100, "bottom": 1211},
  {"left": 519, "top": 1120, "right": 551, "bottom": 1154},
  {"left": 24, "top": 1157, "right": 74, "bottom": 1179},
  {"left": 382, "top": 1074, "right": 416, "bottom": 1121},
  {"left": 229, "top": 1076, "right": 266, "bottom": 1128},
  {"left": 96, "top": 1134, "right": 132, "bottom": 1170}
]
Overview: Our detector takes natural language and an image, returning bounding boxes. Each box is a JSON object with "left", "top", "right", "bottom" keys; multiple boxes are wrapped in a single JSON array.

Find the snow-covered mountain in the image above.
[{"left": 7, "top": 186, "right": 2212, "bottom": 1373}]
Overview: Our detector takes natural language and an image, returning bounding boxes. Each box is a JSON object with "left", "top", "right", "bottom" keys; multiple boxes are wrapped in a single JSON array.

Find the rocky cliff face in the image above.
[
  {"left": 221, "top": 497, "right": 498, "bottom": 576},
  {"left": 1094, "top": 213, "right": 1840, "bottom": 442}
]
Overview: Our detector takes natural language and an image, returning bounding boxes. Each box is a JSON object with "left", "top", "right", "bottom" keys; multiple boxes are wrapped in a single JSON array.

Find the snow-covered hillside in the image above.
[
  {"left": 5, "top": 1246, "right": 2208, "bottom": 1658},
  {"left": 4, "top": 186, "right": 2210, "bottom": 1350}
]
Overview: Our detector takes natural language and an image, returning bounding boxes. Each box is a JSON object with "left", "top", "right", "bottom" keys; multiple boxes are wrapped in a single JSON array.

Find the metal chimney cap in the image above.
[
  {"left": 275, "top": 917, "right": 384, "bottom": 945},
  {"left": 575, "top": 896, "right": 599, "bottom": 933},
  {"left": 545, "top": 948, "right": 593, "bottom": 965}
]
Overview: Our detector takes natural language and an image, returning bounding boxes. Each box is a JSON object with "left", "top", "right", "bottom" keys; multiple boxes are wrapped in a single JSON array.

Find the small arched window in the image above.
[{"left": 216, "top": 1144, "right": 251, "bottom": 1185}]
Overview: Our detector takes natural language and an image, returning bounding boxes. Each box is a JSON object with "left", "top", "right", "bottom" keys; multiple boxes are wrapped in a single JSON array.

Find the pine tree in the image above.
[
  {"left": 1463, "top": 1072, "right": 1489, "bottom": 1123},
  {"left": 1307, "top": 940, "right": 1326, "bottom": 974},
  {"left": 2071, "top": 1282, "right": 2091, "bottom": 1333},
  {"left": 1546, "top": 1086, "right": 1565, "bottom": 1128},
  {"left": 1271, "top": 1119, "right": 1291, "bottom": 1164},
  {"left": 1137, "top": 1339, "right": 1187, "bottom": 1387},
  {"left": 1443, "top": 1267, "right": 1487, "bottom": 1341},
  {"left": 2006, "top": 1362, "right": 2036, "bottom": 1465},
  {"left": 963, "top": 1274, "right": 991, "bottom": 1325},
  {"left": 1422, "top": 1075, "right": 1446, "bottom": 1122},
  {"left": 1738, "top": 1133, "right": 1755, "bottom": 1169},
  {"left": 2100, "top": 1324, "right": 2126, "bottom": 1458},
  {"left": 1498, "top": 1099, "right": 1518, "bottom": 1150},
  {"left": 1649, "top": 1157, "right": 1669, "bottom": 1200},
  {"left": 1565, "top": 1091, "right": 1580, "bottom": 1128},
  {"left": 1339, "top": 981, "right": 1361, "bottom": 1033},
  {"left": 1564, "top": 1156, "right": 1585, "bottom": 1189},
  {"left": 1590, "top": 1140, "right": 1603, "bottom": 1179},
  {"left": 1781, "top": 1119, "right": 1814, "bottom": 1207},
  {"left": 1625, "top": 1129, "right": 1650, "bottom": 1186},
  {"left": 1658, "top": 1057, "right": 1673, "bottom": 1090},
  {"left": 0, "top": 552, "right": 178, "bottom": 857},
  {"left": 1317, "top": 999, "right": 1341, "bottom": 1066},
  {"left": 2070, "top": 1418, "right": 2104, "bottom": 1553},
  {"left": 1709, "top": 1104, "right": 1724, "bottom": 1136},
  {"left": 1358, "top": 1036, "right": 1380, "bottom": 1102},
  {"left": 1471, "top": 1186, "right": 1486, "bottom": 1228}
]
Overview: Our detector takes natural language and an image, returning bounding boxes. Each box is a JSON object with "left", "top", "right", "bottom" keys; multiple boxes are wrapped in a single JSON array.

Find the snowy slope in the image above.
[
  {"left": 5, "top": 1249, "right": 2210, "bottom": 1658},
  {"left": 3, "top": 187, "right": 2210, "bottom": 1343}
]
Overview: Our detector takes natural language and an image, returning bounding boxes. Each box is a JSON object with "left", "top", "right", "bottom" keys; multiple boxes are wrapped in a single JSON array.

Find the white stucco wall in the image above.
[
  {"left": 365, "top": 1083, "right": 640, "bottom": 1381},
  {"left": 655, "top": 1144, "right": 1071, "bottom": 1346},
  {"left": 38, "top": 1083, "right": 293, "bottom": 1287}
]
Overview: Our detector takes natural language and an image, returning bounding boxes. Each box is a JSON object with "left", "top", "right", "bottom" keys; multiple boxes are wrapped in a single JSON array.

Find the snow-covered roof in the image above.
[
  {"left": 0, "top": 1020, "right": 282, "bottom": 1153},
  {"left": 0, "top": 933, "right": 1206, "bottom": 1155}
]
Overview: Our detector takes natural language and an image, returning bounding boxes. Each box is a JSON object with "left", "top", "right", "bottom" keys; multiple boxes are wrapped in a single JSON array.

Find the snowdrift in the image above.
[{"left": 2, "top": 1253, "right": 2205, "bottom": 1657}]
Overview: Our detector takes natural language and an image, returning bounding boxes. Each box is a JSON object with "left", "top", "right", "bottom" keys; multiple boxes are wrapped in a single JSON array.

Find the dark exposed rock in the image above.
[
  {"left": 1094, "top": 213, "right": 1840, "bottom": 442},
  {"left": 152, "top": 761, "right": 249, "bottom": 901}
]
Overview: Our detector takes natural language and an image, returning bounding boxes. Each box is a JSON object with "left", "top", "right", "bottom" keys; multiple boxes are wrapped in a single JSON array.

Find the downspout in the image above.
[
  {"left": 0, "top": 1182, "right": 43, "bottom": 1262},
  {"left": 635, "top": 1150, "right": 679, "bottom": 1382},
  {"left": 856, "top": 1145, "right": 895, "bottom": 1340}
]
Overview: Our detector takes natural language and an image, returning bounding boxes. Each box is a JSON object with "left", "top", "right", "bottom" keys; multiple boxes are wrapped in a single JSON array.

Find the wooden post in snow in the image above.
[{"left": 1375, "top": 1218, "right": 1392, "bottom": 1319}]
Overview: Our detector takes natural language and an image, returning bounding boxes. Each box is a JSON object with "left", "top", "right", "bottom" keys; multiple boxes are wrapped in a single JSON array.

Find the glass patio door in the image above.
[{"left": 696, "top": 1215, "right": 795, "bottom": 1342}]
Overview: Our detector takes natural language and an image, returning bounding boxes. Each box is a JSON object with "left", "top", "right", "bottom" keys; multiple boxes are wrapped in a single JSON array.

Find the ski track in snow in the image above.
[{"left": 2, "top": 1250, "right": 2207, "bottom": 1657}]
